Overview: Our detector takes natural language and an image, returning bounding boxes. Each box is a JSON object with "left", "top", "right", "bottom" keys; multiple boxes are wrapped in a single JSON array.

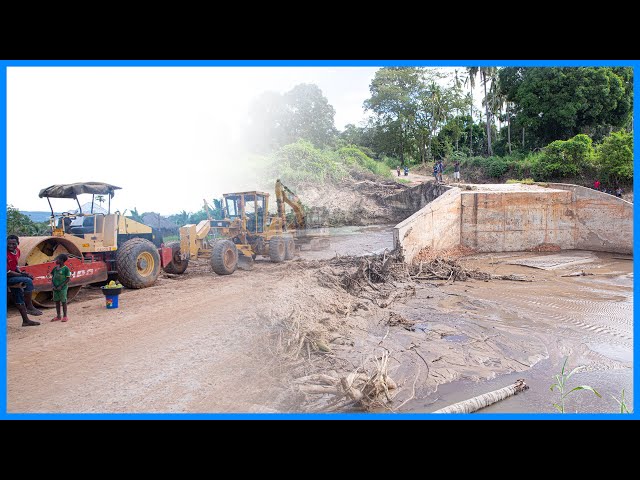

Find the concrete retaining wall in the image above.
[
  {"left": 460, "top": 190, "right": 575, "bottom": 252},
  {"left": 394, "top": 188, "right": 461, "bottom": 263},
  {"left": 546, "top": 183, "right": 633, "bottom": 254},
  {"left": 394, "top": 183, "right": 633, "bottom": 261}
]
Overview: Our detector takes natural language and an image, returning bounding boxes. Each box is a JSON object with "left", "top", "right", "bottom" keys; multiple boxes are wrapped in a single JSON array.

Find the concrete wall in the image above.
[
  {"left": 394, "top": 188, "right": 461, "bottom": 263},
  {"left": 546, "top": 183, "right": 633, "bottom": 254},
  {"left": 394, "top": 183, "right": 633, "bottom": 262},
  {"left": 460, "top": 190, "right": 576, "bottom": 252}
]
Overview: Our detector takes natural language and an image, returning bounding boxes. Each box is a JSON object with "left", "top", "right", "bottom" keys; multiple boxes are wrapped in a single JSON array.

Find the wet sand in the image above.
[{"left": 404, "top": 251, "right": 633, "bottom": 413}]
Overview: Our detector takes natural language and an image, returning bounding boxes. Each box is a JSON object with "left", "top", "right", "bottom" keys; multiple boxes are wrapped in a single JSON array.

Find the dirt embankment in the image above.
[{"left": 295, "top": 174, "right": 410, "bottom": 227}]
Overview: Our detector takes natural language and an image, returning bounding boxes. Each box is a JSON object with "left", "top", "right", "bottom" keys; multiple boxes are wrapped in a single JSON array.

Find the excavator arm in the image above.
[{"left": 275, "top": 179, "right": 306, "bottom": 230}]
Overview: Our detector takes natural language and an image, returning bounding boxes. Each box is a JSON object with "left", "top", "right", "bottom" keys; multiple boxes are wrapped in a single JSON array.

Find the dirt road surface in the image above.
[{"left": 390, "top": 169, "right": 432, "bottom": 186}]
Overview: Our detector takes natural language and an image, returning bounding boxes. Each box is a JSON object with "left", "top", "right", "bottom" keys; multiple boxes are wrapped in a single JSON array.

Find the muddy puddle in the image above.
[{"left": 297, "top": 224, "right": 396, "bottom": 260}]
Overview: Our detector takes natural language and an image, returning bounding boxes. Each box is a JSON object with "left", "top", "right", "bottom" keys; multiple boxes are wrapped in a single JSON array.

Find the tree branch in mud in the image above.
[{"left": 411, "top": 258, "right": 532, "bottom": 282}]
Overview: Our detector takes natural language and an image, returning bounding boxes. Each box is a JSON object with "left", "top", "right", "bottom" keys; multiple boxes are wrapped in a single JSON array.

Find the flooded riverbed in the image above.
[
  {"left": 302, "top": 225, "right": 633, "bottom": 414},
  {"left": 403, "top": 250, "right": 633, "bottom": 413}
]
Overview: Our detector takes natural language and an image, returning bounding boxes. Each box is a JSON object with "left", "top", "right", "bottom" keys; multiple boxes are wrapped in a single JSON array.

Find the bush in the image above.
[
  {"left": 270, "top": 140, "right": 349, "bottom": 186},
  {"left": 338, "top": 145, "right": 392, "bottom": 178},
  {"left": 595, "top": 130, "right": 633, "bottom": 185},
  {"left": 487, "top": 158, "right": 508, "bottom": 178},
  {"left": 533, "top": 134, "right": 594, "bottom": 180}
]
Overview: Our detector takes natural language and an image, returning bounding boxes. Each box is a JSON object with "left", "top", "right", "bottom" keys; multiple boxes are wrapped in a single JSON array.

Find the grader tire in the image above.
[
  {"left": 117, "top": 238, "right": 161, "bottom": 288},
  {"left": 269, "top": 236, "right": 286, "bottom": 263},
  {"left": 284, "top": 235, "right": 295, "bottom": 260},
  {"left": 211, "top": 239, "right": 238, "bottom": 275},
  {"left": 163, "top": 241, "right": 188, "bottom": 274}
]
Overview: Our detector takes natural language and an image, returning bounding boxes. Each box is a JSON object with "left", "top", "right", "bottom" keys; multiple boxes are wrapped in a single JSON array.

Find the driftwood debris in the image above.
[
  {"left": 433, "top": 379, "right": 529, "bottom": 414},
  {"left": 412, "top": 258, "right": 532, "bottom": 282}
]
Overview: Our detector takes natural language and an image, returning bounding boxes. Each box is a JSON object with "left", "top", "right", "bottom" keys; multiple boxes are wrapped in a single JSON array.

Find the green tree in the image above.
[
  {"left": 6, "top": 205, "right": 38, "bottom": 236},
  {"left": 247, "top": 84, "right": 337, "bottom": 152},
  {"left": 129, "top": 207, "right": 144, "bottom": 223},
  {"left": 364, "top": 67, "right": 423, "bottom": 165},
  {"left": 283, "top": 83, "right": 337, "bottom": 148},
  {"left": 499, "top": 67, "right": 633, "bottom": 147},
  {"left": 595, "top": 130, "right": 633, "bottom": 185}
]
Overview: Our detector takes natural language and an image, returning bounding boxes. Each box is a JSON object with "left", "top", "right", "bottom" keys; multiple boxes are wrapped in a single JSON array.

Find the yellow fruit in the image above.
[{"left": 109, "top": 280, "right": 116, "bottom": 286}]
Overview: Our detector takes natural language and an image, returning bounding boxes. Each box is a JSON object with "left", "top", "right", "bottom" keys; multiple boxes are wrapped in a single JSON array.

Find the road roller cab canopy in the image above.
[
  {"left": 39, "top": 182, "right": 122, "bottom": 214},
  {"left": 39, "top": 182, "right": 121, "bottom": 199}
]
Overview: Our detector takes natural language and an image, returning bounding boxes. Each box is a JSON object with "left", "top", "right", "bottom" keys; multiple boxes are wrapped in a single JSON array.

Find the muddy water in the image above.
[
  {"left": 299, "top": 226, "right": 633, "bottom": 414},
  {"left": 298, "top": 225, "right": 396, "bottom": 260}
]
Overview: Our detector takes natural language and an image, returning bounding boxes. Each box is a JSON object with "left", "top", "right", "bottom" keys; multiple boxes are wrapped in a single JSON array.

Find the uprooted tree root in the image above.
[
  {"left": 294, "top": 351, "right": 399, "bottom": 412},
  {"left": 269, "top": 309, "right": 333, "bottom": 361}
]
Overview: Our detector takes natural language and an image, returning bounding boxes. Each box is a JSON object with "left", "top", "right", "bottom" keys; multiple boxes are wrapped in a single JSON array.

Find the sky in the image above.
[{"left": 7, "top": 66, "right": 467, "bottom": 216}]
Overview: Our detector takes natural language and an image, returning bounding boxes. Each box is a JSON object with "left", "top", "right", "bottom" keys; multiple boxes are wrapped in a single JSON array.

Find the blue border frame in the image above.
[{"left": 1, "top": 59, "right": 636, "bottom": 420}]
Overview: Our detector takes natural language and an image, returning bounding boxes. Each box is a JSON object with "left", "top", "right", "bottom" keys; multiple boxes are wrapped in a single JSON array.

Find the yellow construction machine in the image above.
[
  {"left": 17, "top": 182, "right": 174, "bottom": 307},
  {"left": 173, "top": 180, "right": 316, "bottom": 276}
]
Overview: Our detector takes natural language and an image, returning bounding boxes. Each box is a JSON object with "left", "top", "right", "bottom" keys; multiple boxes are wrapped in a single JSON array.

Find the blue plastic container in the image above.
[{"left": 101, "top": 286, "right": 122, "bottom": 309}]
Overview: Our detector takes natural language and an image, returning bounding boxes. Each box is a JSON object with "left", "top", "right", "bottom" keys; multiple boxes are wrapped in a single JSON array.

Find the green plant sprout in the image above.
[{"left": 550, "top": 357, "right": 601, "bottom": 413}]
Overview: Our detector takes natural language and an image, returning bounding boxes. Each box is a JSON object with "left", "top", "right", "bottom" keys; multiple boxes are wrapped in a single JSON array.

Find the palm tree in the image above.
[
  {"left": 480, "top": 67, "right": 497, "bottom": 156},
  {"left": 466, "top": 67, "right": 479, "bottom": 155}
]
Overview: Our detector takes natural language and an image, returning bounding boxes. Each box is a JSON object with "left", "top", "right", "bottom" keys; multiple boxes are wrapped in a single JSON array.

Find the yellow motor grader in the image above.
[{"left": 174, "top": 180, "right": 310, "bottom": 275}]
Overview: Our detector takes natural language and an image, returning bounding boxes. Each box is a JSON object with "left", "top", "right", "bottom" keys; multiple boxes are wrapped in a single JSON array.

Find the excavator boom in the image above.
[{"left": 275, "top": 179, "right": 306, "bottom": 230}]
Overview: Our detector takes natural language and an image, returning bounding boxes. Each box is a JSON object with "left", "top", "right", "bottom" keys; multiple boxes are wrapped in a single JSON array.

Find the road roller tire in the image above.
[
  {"left": 211, "top": 239, "right": 238, "bottom": 275},
  {"left": 117, "top": 238, "right": 161, "bottom": 288},
  {"left": 284, "top": 235, "right": 295, "bottom": 260},
  {"left": 269, "top": 236, "right": 286, "bottom": 263},
  {"left": 163, "top": 241, "right": 188, "bottom": 274}
]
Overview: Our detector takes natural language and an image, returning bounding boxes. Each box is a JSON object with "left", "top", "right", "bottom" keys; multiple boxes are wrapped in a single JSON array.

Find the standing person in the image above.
[
  {"left": 594, "top": 179, "right": 601, "bottom": 190},
  {"left": 404, "top": 165, "right": 409, "bottom": 176},
  {"left": 615, "top": 186, "right": 623, "bottom": 198},
  {"left": 453, "top": 160, "right": 461, "bottom": 182},
  {"left": 433, "top": 162, "right": 439, "bottom": 182},
  {"left": 50, "top": 254, "right": 72, "bottom": 322},
  {"left": 397, "top": 166, "right": 401, "bottom": 177},
  {"left": 437, "top": 160, "right": 445, "bottom": 183},
  {"left": 7, "top": 235, "right": 41, "bottom": 326}
]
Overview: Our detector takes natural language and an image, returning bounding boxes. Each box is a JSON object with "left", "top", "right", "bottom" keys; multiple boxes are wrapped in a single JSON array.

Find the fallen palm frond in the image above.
[{"left": 433, "top": 379, "right": 529, "bottom": 414}]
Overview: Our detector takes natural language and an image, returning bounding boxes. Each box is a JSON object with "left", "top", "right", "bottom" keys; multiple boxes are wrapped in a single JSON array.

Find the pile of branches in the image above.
[
  {"left": 410, "top": 258, "right": 531, "bottom": 282},
  {"left": 295, "top": 351, "right": 398, "bottom": 412},
  {"left": 327, "top": 250, "right": 409, "bottom": 295}
]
